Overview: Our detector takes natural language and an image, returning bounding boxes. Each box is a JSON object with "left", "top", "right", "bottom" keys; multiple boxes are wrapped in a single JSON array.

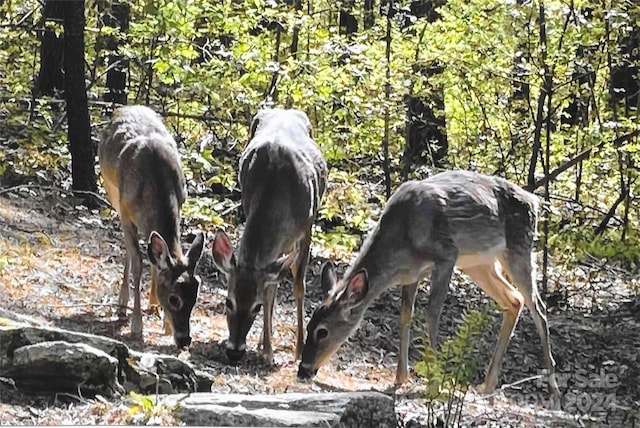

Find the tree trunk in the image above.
[
  {"left": 36, "top": 1, "right": 65, "bottom": 96},
  {"left": 102, "top": 2, "right": 129, "bottom": 105},
  {"left": 63, "top": 0, "right": 97, "bottom": 196}
]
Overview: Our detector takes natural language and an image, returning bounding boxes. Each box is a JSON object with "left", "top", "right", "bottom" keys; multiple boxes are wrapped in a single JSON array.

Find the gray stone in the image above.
[
  {"left": 0, "top": 323, "right": 129, "bottom": 365},
  {"left": 0, "top": 323, "right": 204, "bottom": 396},
  {"left": 7, "top": 340, "right": 123, "bottom": 396},
  {"left": 125, "top": 350, "right": 202, "bottom": 394},
  {"left": 168, "top": 391, "right": 396, "bottom": 427}
]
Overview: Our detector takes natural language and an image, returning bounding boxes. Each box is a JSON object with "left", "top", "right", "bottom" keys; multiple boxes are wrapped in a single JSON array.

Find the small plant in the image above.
[
  {"left": 414, "top": 308, "right": 492, "bottom": 427},
  {"left": 127, "top": 391, "right": 181, "bottom": 425}
]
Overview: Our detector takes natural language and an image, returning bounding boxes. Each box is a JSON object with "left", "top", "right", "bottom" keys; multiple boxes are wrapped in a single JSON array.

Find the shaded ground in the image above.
[{"left": 0, "top": 188, "right": 639, "bottom": 426}]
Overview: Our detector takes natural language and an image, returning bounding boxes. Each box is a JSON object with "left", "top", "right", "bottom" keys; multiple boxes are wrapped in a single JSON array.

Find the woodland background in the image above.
[{"left": 0, "top": 0, "right": 639, "bottom": 426}]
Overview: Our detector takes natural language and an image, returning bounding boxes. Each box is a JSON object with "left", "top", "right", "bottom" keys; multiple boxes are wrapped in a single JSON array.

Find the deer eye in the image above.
[
  {"left": 251, "top": 303, "right": 263, "bottom": 315},
  {"left": 168, "top": 294, "right": 183, "bottom": 311},
  {"left": 225, "top": 298, "right": 235, "bottom": 311},
  {"left": 315, "top": 327, "right": 329, "bottom": 341}
]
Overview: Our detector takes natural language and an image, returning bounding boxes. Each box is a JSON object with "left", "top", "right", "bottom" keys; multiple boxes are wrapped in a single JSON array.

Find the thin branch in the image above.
[{"left": 532, "top": 129, "right": 640, "bottom": 190}]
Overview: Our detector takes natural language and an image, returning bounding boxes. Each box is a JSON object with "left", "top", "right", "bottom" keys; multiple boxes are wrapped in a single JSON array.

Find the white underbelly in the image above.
[{"left": 456, "top": 244, "right": 505, "bottom": 269}]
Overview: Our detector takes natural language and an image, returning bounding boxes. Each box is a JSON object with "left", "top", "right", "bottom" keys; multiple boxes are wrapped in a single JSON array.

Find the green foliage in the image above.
[
  {"left": 0, "top": 0, "right": 638, "bottom": 267},
  {"left": 127, "top": 391, "right": 179, "bottom": 425},
  {"left": 414, "top": 308, "right": 492, "bottom": 427}
]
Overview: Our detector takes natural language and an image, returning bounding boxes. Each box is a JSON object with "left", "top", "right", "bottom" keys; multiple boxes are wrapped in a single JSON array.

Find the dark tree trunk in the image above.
[
  {"left": 610, "top": 21, "right": 640, "bottom": 112},
  {"left": 63, "top": 0, "right": 97, "bottom": 195},
  {"left": 401, "top": 1, "right": 448, "bottom": 176},
  {"left": 339, "top": 0, "right": 358, "bottom": 36},
  {"left": 36, "top": 1, "right": 65, "bottom": 95},
  {"left": 101, "top": 2, "right": 129, "bottom": 105},
  {"left": 403, "top": 64, "right": 447, "bottom": 173},
  {"left": 363, "top": 0, "right": 375, "bottom": 29}
]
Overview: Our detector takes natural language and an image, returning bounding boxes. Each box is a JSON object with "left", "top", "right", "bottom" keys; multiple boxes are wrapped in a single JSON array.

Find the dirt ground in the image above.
[{"left": 0, "top": 187, "right": 639, "bottom": 426}]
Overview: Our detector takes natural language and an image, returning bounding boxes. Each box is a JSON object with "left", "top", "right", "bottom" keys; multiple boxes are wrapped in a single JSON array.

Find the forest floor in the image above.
[{"left": 0, "top": 187, "right": 639, "bottom": 427}]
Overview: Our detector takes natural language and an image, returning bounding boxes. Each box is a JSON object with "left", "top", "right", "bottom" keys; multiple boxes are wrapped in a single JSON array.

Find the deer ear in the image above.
[
  {"left": 148, "top": 232, "right": 172, "bottom": 271},
  {"left": 344, "top": 269, "right": 368, "bottom": 306},
  {"left": 186, "top": 231, "right": 204, "bottom": 273},
  {"left": 320, "top": 261, "right": 337, "bottom": 297},
  {"left": 212, "top": 230, "right": 236, "bottom": 273}
]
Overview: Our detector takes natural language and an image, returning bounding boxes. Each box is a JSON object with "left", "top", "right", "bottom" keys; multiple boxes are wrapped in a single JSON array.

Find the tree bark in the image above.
[{"left": 63, "top": 0, "right": 97, "bottom": 196}]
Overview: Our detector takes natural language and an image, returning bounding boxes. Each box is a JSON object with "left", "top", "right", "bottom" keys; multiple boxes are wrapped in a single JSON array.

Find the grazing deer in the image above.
[
  {"left": 99, "top": 105, "right": 204, "bottom": 348},
  {"left": 212, "top": 108, "right": 327, "bottom": 364},
  {"left": 298, "top": 170, "right": 561, "bottom": 408}
]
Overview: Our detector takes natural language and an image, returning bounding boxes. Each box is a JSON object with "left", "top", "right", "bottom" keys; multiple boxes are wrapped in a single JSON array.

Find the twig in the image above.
[
  {"left": 220, "top": 202, "right": 241, "bottom": 217},
  {"left": 474, "top": 373, "right": 546, "bottom": 400}
]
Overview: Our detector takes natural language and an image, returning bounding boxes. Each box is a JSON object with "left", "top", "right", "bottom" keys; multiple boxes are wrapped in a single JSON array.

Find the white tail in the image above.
[
  {"left": 298, "top": 170, "right": 561, "bottom": 409},
  {"left": 212, "top": 108, "right": 327, "bottom": 363},
  {"left": 98, "top": 105, "right": 204, "bottom": 348}
]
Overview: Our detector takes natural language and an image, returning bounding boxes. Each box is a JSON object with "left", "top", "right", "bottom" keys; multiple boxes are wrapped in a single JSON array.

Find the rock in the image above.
[
  {"left": 7, "top": 341, "right": 123, "bottom": 396},
  {"left": 168, "top": 391, "right": 396, "bottom": 427},
  {"left": 0, "top": 322, "right": 204, "bottom": 396},
  {"left": 125, "top": 350, "right": 204, "bottom": 394},
  {"left": 0, "top": 324, "right": 129, "bottom": 367}
]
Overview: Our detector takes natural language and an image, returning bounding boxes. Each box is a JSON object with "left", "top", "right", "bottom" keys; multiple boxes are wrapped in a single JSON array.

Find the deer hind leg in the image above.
[
  {"left": 396, "top": 282, "right": 419, "bottom": 385},
  {"left": 462, "top": 261, "right": 524, "bottom": 394},
  {"left": 261, "top": 283, "right": 278, "bottom": 364},
  {"left": 117, "top": 249, "right": 130, "bottom": 319},
  {"left": 291, "top": 229, "right": 312, "bottom": 360},
  {"left": 500, "top": 252, "right": 561, "bottom": 408},
  {"left": 122, "top": 222, "right": 143, "bottom": 338},
  {"left": 102, "top": 179, "right": 121, "bottom": 213}
]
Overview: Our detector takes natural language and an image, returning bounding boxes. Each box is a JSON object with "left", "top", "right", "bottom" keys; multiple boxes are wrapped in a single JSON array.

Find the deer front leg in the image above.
[
  {"left": 123, "top": 223, "right": 143, "bottom": 338},
  {"left": 261, "top": 283, "right": 278, "bottom": 364},
  {"left": 117, "top": 254, "right": 130, "bottom": 319},
  {"left": 424, "top": 260, "right": 456, "bottom": 348},
  {"left": 396, "top": 282, "right": 419, "bottom": 385},
  {"left": 292, "top": 233, "right": 311, "bottom": 360},
  {"left": 149, "top": 265, "right": 160, "bottom": 308}
]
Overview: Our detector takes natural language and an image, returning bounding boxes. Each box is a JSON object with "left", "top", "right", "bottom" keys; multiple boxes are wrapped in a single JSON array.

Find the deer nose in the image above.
[
  {"left": 175, "top": 335, "right": 192, "bottom": 349},
  {"left": 227, "top": 342, "right": 247, "bottom": 363},
  {"left": 226, "top": 348, "right": 246, "bottom": 362},
  {"left": 297, "top": 363, "right": 317, "bottom": 380}
]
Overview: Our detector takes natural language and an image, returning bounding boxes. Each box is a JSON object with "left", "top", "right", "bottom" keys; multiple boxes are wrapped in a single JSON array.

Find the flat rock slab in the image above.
[{"left": 168, "top": 391, "right": 396, "bottom": 427}]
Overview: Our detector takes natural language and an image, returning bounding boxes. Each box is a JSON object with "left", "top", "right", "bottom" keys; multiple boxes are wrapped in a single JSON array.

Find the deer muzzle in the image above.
[
  {"left": 175, "top": 334, "right": 192, "bottom": 349},
  {"left": 297, "top": 362, "right": 318, "bottom": 380},
  {"left": 225, "top": 342, "right": 247, "bottom": 362}
]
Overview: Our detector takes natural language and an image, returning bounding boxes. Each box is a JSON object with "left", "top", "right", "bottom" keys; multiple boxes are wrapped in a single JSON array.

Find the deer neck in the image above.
[
  {"left": 152, "top": 201, "right": 184, "bottom": 261},
  {"left": 237, "top": 220, "right": 287, "bottom": 270}
]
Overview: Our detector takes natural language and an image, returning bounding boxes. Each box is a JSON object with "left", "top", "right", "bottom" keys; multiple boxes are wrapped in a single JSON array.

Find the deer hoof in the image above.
[
  {"left": 548, "top": 393, "right": 562, "bottom": 411},
  {"left": 117, "top": 306, "right": 128, "bottom": 319},
  {"left": 262, "top": 350, "right": 274, "bottom": 365},
  {"left": 475, "top": 382, "right": 495, "bottom": 395}
]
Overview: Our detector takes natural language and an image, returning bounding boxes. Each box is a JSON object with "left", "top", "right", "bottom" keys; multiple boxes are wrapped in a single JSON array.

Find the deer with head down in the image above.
[
  {"left": 99, "top": 105, "right": 204, "bottom": 348},
  {"left": 212, "top": 108, "right": 327, "bottom": 364},
  {"left": 298, "top": 170, "right": 561, "bottom": 409}
]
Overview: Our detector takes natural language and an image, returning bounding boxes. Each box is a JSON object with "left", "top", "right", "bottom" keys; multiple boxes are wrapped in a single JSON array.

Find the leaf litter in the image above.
[{"left": 0, "top": 188, "right": 638, "bottom": 426}]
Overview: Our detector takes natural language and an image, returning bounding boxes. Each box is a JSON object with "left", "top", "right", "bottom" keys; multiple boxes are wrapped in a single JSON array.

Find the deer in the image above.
[
  {"left": 98, "top": 105, "right": 204, "bottom": 349},
  {"left": 298, "top": 169, "right": 562, "bottom": 409},
  {"left": 211, "top": 108, "right": 327, "bottom": 364}
]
